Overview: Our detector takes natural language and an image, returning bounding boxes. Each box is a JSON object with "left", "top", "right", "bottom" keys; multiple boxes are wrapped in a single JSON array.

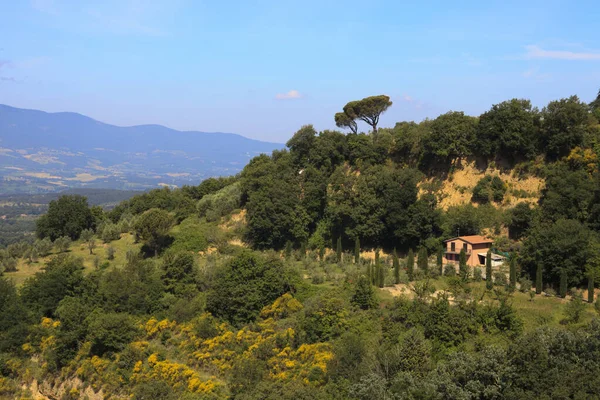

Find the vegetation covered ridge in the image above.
[{"left": 1, "top": 90, "right": 600, "bottom": 399}]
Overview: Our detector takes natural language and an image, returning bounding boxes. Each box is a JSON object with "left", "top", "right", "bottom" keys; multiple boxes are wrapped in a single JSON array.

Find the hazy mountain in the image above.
[{"left": 0, "top": 104, "right": 282, "bottom": 193}]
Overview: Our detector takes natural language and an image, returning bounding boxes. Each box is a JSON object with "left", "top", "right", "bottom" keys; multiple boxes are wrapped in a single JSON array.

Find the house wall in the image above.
[{"left": 443, "top": 240, "right": 492, "bottom": 267}]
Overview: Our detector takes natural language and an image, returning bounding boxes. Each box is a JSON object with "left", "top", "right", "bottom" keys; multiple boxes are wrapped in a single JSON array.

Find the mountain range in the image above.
[{"left": 0, "top": 104, "right": 282, "bottom": 193}]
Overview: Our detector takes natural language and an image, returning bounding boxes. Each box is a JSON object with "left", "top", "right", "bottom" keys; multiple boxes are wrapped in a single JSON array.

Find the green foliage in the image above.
[
  {"left": 300, "top": 291, "right": 349, "bottom": 343},
  {"left": 54, "top": 236, "right": 72, "bottom": 253},
  {"left": 393, "top": 248, "right": 400, "bottom": 284},
  {"left": 536, "top": 264, "right": 543, "bottom": 294},
  {"left": 522, "top": 219, "right": 593, "bottom": 287},
  {"left": 341, "top": 95, "right": 393, "bottom": 133},
  {"left": 20, "top": 254, "right": 85, "bottom": 317},
  {"left": 196, "top": 182, "right": 242, "bottom": 222},
  {"left": 87, "top": 312, "right": 141, "bottom": 356},
  {"left": 351, "top": 275, "right": 377, "bottom": 310},
  {"left": 486, "top": 251, "right": 493, "bottom": 290},
  {"left": 0, "top": 277, "right": 30, "bottom": 351},
  {"left": 36, "top": 195, "right": 95, "bottom": 240},
  {"left": 509, "top": 257, "right": 517, "bottom": 289},
  {"left": 354, "top": 237, "right": 360, "bottom": 264},
  {"left": 134, "top": 208, "right": 175, "bottom": 256},
  {"left": 336, "top": 236, "right": 342, "bottom": 263},
  {"left": 507, "top": 202, "right": 535, "bottom": 240},
  {"left": 541, "top": 95, "right": 590, "bottom": 160},
  {"left": 406, "top": 249, "right": 414, "bottom": 281},
  {"left": 563, "top": 295, "right": 586, "bottom": 324},
  {"left": 477, "top": 98, "right": 539, "bottom": 160},
  {"left": 472, "top": 175, "right": 507, "bottom": 204},
  {"left": 418, "top": 247, "right": 428, "bottom": 275},
  {"left": 207, "top": 251, "right": 298, "bottom": 326},
  {"left": 421, "top": 111, "right": 477, "bottom": 165},
  {"left": 560, "top": 269, "right": 568, "bottom": 298},
  {"left": 459, "top": 248, "right": 469, "bottom": 281}
]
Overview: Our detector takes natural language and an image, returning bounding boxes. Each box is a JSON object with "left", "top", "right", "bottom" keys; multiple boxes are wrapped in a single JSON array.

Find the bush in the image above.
[
  {"left": 473, "top": 267, "right": 483, "bottom": 281},
  {"left": 444, "top": 264, "right": 457, "bottom": 276},
  {"left": 563, "top": 296, "right": 586, "bottom": 324},
  {"left": 519, "top": 277, "right": 532, "bottom": 292},
  {"left": 107, "top": 246, "right": 116, "bottom": 261},
  {"left": 54, "top": 236, "right": 72, "bottom": 253},
  {"left": 493, "top": 272, "right": 508, "bottom": 286},
  {"left": 101, "top": 223, "right": 121, "bottom": 243},
  {"left": 472, "top": 176, "right": 507, "bottom": 204},
  {"left": 86, "top": 312, "right": 141, "bottom": 356}
]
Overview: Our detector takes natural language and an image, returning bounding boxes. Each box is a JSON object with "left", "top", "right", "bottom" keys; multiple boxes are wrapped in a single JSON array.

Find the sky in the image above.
[{"left": 1, "top": 0, "right": 599, "bottom": 143}]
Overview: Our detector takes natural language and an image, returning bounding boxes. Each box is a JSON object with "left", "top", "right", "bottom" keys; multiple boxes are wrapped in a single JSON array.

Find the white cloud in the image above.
[
  {"left": 525, "top": 45, "right": 600, "bottom": 60},
  {"left": 275, "top": 90, "right": 302, "bottom": 100}
]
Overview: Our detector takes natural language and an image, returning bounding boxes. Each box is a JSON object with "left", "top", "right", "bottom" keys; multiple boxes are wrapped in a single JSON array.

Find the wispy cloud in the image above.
[
  {"left": 524, "top": 45, "right": 600, "bottom": 60},
  {"left": 275, "top": 90, "right": 302, "bottom": 100},
  {"left": 522, "top": 66, "right": 552, "bottom": 81}
]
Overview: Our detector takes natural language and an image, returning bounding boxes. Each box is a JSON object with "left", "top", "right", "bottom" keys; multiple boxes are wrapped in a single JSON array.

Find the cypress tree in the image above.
[
  {"left": 284, "top": 241, "right": 292, "bottom": 260},
  {"left": 536, "top": 264, "right": 543, "bottom": 294},
  {"left": 351, "top": 275, "right": 377, "bottom": 310},
  {"left": 299, "top": 241, "right": 306, "bottom": 260},
  {"left": 509, "top": 257, "right": 517, "bottom": 289},
  {"left": 437, "top": 247, "right": 443, "bottom": 276},
  {"left": 354, "top": 237, "right": 360, "bottom": 264},
  {"left": 485, "top": 250, "right": 493, "bottom": 289},
  {"left": 375, "top": 249, "right": 384, "bottom": 288},
  {"left": 406, "top": 249, "right": 414, "bottom": 281},
  {"left": 460, "top": 248, "right": 469, "bottom": 281},
  {"left": 336, "top": 236, "right": 342, "bottom": 263},
  {"left": 588, "top": 272, "right": 595, "bottom": 303},
  {"left": 367, "top": 261, "right": 373, "bottom": 285},
  {"left": 393, "top": 248, "right": 400, "bottom": 284},
  {"left": 319, "top": 245, "right": 325, "bottom": 262},
  {"left": 418, "top": 247, "right": 428, "bottom": 275},
  {"left": 559, "top": 269, "right": 568, "bottom": 298}
]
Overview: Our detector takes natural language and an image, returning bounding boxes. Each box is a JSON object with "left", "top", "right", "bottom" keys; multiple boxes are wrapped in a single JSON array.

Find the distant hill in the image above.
[{"left": 0, "top": 104, "right": 282, "bottom": 193}]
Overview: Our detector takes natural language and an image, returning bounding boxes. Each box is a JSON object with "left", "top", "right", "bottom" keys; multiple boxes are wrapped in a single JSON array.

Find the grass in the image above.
[{"left": 4, "top": 233, "right": 140, "bottom": 286}]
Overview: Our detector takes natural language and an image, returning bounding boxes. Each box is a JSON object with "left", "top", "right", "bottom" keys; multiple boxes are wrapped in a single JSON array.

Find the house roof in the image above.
[{"left": 444, "top": 235, "right": 493, "bottom": 245}]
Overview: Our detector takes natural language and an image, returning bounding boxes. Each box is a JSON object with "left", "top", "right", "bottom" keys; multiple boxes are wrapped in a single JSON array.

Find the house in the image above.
[{"left": 443, "top": 235, "right": 501, "bottom": 267}]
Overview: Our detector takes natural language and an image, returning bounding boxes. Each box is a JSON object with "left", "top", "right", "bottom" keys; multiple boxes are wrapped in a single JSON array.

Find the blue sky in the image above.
[{"left": 1, "top": 0, "right": 599, "bottom": 142}]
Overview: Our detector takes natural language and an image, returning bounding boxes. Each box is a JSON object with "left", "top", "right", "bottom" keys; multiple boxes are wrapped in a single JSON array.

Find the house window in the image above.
[
  {"left": 463, "top": 243, "right": 468, "bottom": 251},
  {"left": 451, "top": 242, "right": 455, "bottom": 252}
]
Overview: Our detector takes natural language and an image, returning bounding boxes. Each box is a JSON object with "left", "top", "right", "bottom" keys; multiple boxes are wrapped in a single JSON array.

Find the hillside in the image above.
[{"left": 0, "top": 104, "right": 282, "bottom": 193}]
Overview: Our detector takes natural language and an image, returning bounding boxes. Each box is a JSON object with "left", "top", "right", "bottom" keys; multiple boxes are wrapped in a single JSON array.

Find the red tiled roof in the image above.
[{"left": 443, "top": 235, "right": 493, "bottom": 244}]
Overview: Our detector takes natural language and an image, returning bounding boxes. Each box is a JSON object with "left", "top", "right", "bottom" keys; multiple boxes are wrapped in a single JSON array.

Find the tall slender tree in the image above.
[
  {"left": 536, "top": 264, "right": 543, "bottom": 294},
  {"left": 560, "top": 269, "right": 568, "bottom": 298},
  {"left": 418, "top": 247, "right": 429, "bottom": 275},
  {"left": 393, "top": 248, "right": 400, "bottom": 284},
  {"left": 588, "top": 271, "right": 595, "bottom": 303},
  {"left": 375, "top": 249, "right": 384, "bottom": 288},
  {"left": 460, "top": 248, "right": 469, "bottom": 281},
  {"left": 284, "top": 241, "right": 293, "bottom": 260},
  {"left": 354, "top": 238, "right": 360, "bottom": 264},
  {"left": 437, "top": 247, "right": 443, "bottom": 276},
  {"left": 486, "top": 251, "right": 493, "bottom": 290},
  {"left": 406, "top": 249, "right": 415, "bottom": 281},
  {"left": 336, "top": 236, "right": 342, "bottom": 263},
  {"left": 509, "top": 257, "right": 517, "bottom": 289}
]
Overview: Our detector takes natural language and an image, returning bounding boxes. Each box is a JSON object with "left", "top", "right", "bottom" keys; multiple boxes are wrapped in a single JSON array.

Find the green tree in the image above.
[
  {"left": 407, "top": 249, "right": 415, "bottom": 281},
  {"left": 393, "top": 248, "right": 400, "bottom": 284},
  {"left": 134, "top": 208, "right": 175, "bottom": 257},
  {"left": 352, "top": 275, "right": 377, "bottom": 310},
  {"left": 335, "top": 112, "right": 358, "bottom": 134},
  {"left": 87, "top": 312, "right": 141, "bottom": 356},
  {"left": 286, "top": 125, "right": 316, "bottom": 167},
  {"left": 375, "top": 249, "right": 384, "bottom": 288},
  {"left": 507, "top": 202, "right": 536, "bottom": 240},
  {"left": 437, "top": 247, "right": 443, "bottom": 276},
  {"left": 588, "top": 272, "right": 595, "bottom": 303},
  {"left": 336, "top": 236, "right": 343, "bottom": 263},
  {"left": 54, "top": 236, "right": 72, "bottom": 253},
  {"left": 284, "top": 241, "right": 293, "bottom": 260},
  {"left": 36, "top": 195, "right": 94, "bottom": 241},
  {"left": 559, "top": 269, "right": 568, "bottom": 298},
  {"left": 342, "top": 95, "right": 393, "bottom": 133},
  {"left": 418, "top": 247, "right": 428, "bottom": 275},
  {"left": 521, "top": 219, "right": 593, "bottom": 287},
  {"left": 207, "top": 251, "right": 298, "bottom": 326},
  {"left": 354, "top": 237, "right": 360, "bottom": 264},
  {"left": 509, "top": 257, "right": 517, "bottom": 289},
  {"left": 459, "top": 248, "right": 469, "bottom": 281},
  {"left": 20, "top": 255, "right": 85, "bottom": 318},
  {"left": 476, "top": 98, "right": 539, "bottom": 160},
  {"left": 536, "top": 264, "right": 543, "bottom": 294},
  {"left": 421, "top": 111, "right": 478, "bottom": 165},
  {"left": 541, "top": 95, "right": 589, "bottom": 160},
  {"left": 486, "top": 251, "right": 493, "bottom": 290}
]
